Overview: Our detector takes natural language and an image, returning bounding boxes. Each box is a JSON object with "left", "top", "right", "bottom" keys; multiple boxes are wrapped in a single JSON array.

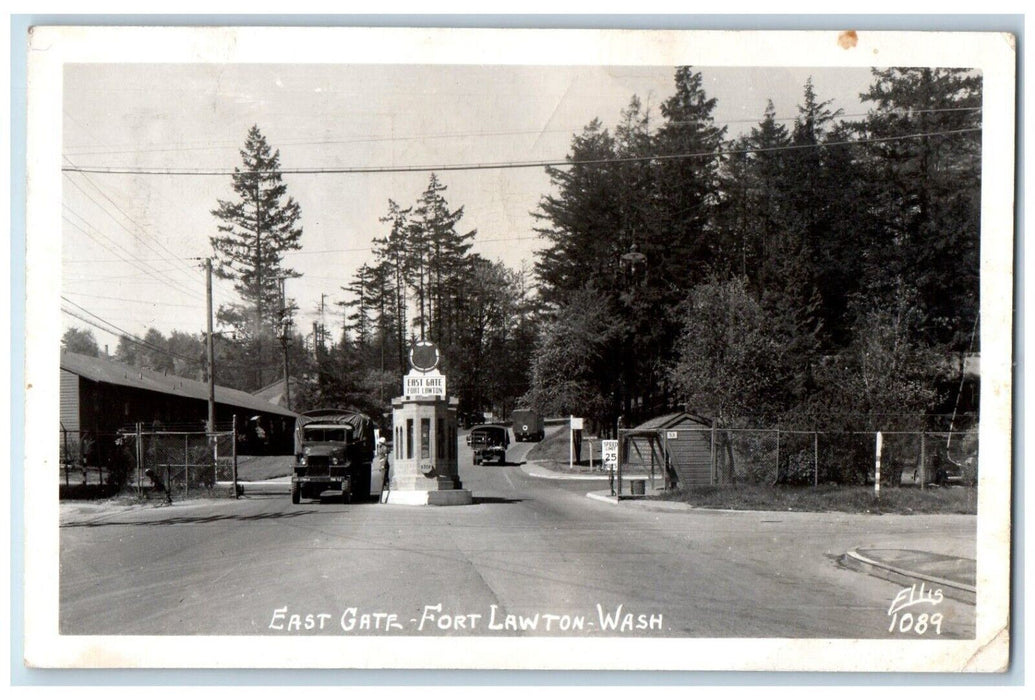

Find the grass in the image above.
[
  {"left": 234, "top": 455, "right": 293, "bottom": 481},
  {"left": 525, "top": 427, "right": 625, "bottom": 472},
  {"left": 654, "top": 482, "right": 977, "bottom": 515}
]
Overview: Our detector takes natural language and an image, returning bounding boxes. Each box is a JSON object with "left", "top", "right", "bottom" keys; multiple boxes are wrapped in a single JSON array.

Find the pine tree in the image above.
[
  {"left": 533, "top": 119, "right": 621, "bottom": 309},
  {"left": 210, "top": 125, "right": 303, "bottom": 334},
  {"left": 375, "top": 201, "right": 412, "bottom": 371},
  {"left": 856, "top": 68, "right": 982, "bottom": 350},
  {"left": 653, "top": 67, "right": 727, "bottom": 290},
  {"left": 412, "top": 174, "right": 475, "bottom": 345},
  {"left": 718, "top": 100, "right": 792, "bottom": 291}
]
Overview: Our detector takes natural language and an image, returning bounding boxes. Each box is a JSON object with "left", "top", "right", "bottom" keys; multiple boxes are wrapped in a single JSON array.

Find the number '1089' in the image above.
[{"left": 888, "top": 612, "right": 943, "bottom": 635}]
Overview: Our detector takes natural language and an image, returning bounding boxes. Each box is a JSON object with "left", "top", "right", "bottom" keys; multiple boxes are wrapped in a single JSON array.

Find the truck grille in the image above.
[{"left": 306, "top": 456, "right": 330, "bottom": 476}]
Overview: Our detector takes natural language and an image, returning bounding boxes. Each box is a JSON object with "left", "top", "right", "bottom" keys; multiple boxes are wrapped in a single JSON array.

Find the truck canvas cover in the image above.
[{"left": 294, "top": 409, "right": 374, "bottom": 454}]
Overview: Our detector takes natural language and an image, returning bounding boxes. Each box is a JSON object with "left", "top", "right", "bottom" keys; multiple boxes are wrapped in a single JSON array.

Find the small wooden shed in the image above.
[{"left": 623, "top": 412, "right": 713, "bottom": 488}]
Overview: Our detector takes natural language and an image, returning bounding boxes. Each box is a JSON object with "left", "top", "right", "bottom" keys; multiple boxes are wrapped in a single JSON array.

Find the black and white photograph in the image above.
[{"left": 22, "top": 25, "right": 1015, "bottom": 672}]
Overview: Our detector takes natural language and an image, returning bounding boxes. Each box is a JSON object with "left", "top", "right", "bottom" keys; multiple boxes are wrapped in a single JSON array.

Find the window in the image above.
[
  {"left": 437, "top": 418, "right": 445, "bottom": 458},
  {"left": 421, "top": 418, "right": 431, "bottom": 459},
  {"left": 406, "top": 419, "right": 414, "bottom": 460}
]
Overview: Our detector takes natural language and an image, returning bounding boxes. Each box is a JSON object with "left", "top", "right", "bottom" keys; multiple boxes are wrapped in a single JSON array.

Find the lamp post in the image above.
[
  {"left": 614, "top": 240, "right": 648, "bottom": 496},
  {"left": 617, "top": 240, "right": 648, "bottom": 428}
]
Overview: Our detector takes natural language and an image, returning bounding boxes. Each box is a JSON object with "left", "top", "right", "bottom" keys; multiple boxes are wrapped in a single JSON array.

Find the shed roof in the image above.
[
  {"left": 634, "top": 412, "right": 709, "bottom": 430},
  {"left": 61, "top": 351, "right": 298, "bottom": 418},
  {"left": 254, "top": 376, "right": 301, "bottom": 408}
]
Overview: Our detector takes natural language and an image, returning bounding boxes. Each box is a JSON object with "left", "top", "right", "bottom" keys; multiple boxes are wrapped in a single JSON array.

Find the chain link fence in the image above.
[
  {"left": 59, "top": 424, "right": 238, "bottom": 500},
  {"left": 618, "top": 426, "right": 978, "bottom": 490}
]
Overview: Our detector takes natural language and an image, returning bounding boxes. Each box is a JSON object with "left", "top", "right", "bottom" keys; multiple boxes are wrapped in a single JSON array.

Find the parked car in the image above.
[
  {"left": 469, "top": 424, "right": 510, "bottom": 465},
  {"left": 510, "top": 409, "right": 545, "bottom": 442}
]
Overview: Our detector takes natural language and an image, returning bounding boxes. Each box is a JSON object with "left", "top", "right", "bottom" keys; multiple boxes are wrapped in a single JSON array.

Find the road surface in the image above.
[{"left": 60, "top": 427, "right": 976, "bottom": 639}]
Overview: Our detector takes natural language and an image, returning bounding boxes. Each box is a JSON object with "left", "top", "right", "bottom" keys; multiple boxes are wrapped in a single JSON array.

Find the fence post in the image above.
[
  {"left": 919, "top": 431, "right": 926, "bottom": 491},
  {"left": 184, "top": 433, "right": 190, "bottom": 499},
  {"left": 710, "top": 424, "right": 716, "bottom": 484},
  {"left": 814, "top": 432, "right": 819, "bottom": 487},
  {"left": 875, "top": 431, "right": 883, "bottom": 499},
  {"left": 135, "top": 422, "right": 142, "bottom": 499},
  {"left": 775, "top": 429, "right": 780, "bottom": 483},
  {"left": 63, "top": 428, "right": 69, "bottom": 487},
  {"left": 232, "top": 415, "right": 239, "bottom": 499}
]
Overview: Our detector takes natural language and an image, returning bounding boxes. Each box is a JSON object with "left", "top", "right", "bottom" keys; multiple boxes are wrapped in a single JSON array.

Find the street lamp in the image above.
[{"left": 620, "top": 242, "right": 647, "bottom": 283}]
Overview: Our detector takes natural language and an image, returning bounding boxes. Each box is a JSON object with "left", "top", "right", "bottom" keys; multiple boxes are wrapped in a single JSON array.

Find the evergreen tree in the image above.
[
  {"left": 856, "top": 68, "right": 982, "bottom": 350},
  {"left": 652, "top": 67, "right": 727, "bottom": 290},
  {"left": 413, "top": 173, "right": 475, "bottom": 346},
  {"left": 375, "top": 201, "right": 412, "bottom": 371},
  {"left": 717, "top": 100, "right": 792, "bottom": 292},
  {"left": 210, "top": 125, "right": 304, "bottom": 334},
  {"left": 533, "top": 119, "right": 621, "bottom": 309}
]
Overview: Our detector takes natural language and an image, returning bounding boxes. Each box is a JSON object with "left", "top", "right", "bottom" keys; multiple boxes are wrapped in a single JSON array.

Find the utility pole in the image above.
[
  {"left": 279, "top": 277, "right": 292, "bottom": 411},
  {"left": 205, "top": 258, "right": 215, "bottom": 433},
  {"left": 319, "top": 293, "right": 326, "bottom": 351}
]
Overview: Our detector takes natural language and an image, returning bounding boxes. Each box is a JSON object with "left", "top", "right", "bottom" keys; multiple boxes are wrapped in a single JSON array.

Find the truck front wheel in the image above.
[{"left": 291, "top": 482, "right": 300, "bottom": 504}]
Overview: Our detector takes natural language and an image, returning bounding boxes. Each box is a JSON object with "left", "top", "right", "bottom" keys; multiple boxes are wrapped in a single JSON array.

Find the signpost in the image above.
[
  {"left": 569, "top": 416, "right": 583, "bottom": 470},
  {"left": 602, "top": 439, "right": 618, "bottom": 495}
]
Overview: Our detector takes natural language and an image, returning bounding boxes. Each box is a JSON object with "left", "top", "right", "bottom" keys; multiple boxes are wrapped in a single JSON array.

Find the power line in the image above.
[
  {"left": 61, "top": 107, "right": 981, "bottom": 157},
  {"left": 62, "top": 181, "right": 205, "bottom": 300},
  {"left": 61, "top": 304, "right": 202, "bottom": 365},
  {"left": 61, "top": 210, "right": 203, "bottom": 301},
  {"left": 60, "top": 127, "right": 981, "bottom": 176},
  {"left": 64, "top": 159, "right": 206, "bottom": 280},
  {"left": 62, "top": 291, "right": 203, "bottom": 310}
]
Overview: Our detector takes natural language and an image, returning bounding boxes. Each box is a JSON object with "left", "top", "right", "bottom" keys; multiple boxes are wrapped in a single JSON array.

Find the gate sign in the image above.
[
  {"left": 570, "top": 416, "right": 584, "bottom": 430},
  {"left": 602, "top": 439, "right": 619, "bottom": 468},
  {"left": 403, "top": 370, "right": 447, "bottom": 398}
]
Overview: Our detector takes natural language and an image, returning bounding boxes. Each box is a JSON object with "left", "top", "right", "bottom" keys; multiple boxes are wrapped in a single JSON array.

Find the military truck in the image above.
[
  {"left": 291, "top": 409, "right": 379, "bottom": 504},
  {"left": 510, "top": 409, "right": 545, "bottom": 442},
  {"left": 469, "top": 423, "right": 510, "bottom": 465}
]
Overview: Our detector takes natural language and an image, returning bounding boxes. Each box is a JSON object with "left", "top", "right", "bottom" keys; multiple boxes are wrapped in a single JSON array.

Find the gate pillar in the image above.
[{"left": 383, "top": 341, "right": 472, "bottom": 506}]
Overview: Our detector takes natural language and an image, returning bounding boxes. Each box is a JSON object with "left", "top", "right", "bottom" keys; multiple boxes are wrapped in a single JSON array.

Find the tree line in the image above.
[
  {"left": 525, "top": 66, "right": 980, "bottom": 479},
  {"left": 63, "top": 66, "right": 981, "bottom": 467}
]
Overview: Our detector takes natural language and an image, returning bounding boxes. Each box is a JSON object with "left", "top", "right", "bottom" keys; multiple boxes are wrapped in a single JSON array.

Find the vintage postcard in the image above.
[{"left": 23, "top": 26, "right": 1014, "bottom": 671}]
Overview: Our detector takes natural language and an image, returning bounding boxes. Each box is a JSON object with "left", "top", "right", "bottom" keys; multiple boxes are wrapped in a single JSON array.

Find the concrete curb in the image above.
[
  {"left": 840, "top": 548, "right": 976, "bottom": 605},
  {"left": 216, "top": 479, "right": 289, "bottom": 494},
  {"left": 520, "top": 461, "right": 655, "bottom": 482}
]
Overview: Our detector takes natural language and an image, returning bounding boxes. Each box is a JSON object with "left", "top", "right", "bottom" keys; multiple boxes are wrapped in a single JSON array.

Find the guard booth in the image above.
[{"left": 383, "top": 341, "right": 472, "bottom": 506}]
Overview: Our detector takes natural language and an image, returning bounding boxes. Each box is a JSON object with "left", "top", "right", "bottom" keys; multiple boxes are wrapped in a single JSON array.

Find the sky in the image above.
[{"left": 61, "top": 62, "right": 876, "bottom": 351}]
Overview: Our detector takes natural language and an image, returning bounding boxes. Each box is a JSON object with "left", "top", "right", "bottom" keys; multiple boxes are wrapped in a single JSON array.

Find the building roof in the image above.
[
  {"left": 61, "top": 351, "right": 298, "bottom": 418},
  {"left": 253, "top": 376, "right": 301, "bottom": 408},
  {"left": 634, "top": 412, "right": 709, "bottom": 430}
]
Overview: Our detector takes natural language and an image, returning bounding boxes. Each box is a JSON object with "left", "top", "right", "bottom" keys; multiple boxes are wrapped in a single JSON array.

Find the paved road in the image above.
[{"left": 60, "top": 427, "right": 976, "bottom": 639}]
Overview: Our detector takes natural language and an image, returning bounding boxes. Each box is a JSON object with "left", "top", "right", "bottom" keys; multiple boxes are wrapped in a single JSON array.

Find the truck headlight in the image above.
[
  {"left": 299, "top": 456, "right": 307, "bottom": 466},
  {"left": 331, "top": 457, "right": 340, "bottom": 465}
]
